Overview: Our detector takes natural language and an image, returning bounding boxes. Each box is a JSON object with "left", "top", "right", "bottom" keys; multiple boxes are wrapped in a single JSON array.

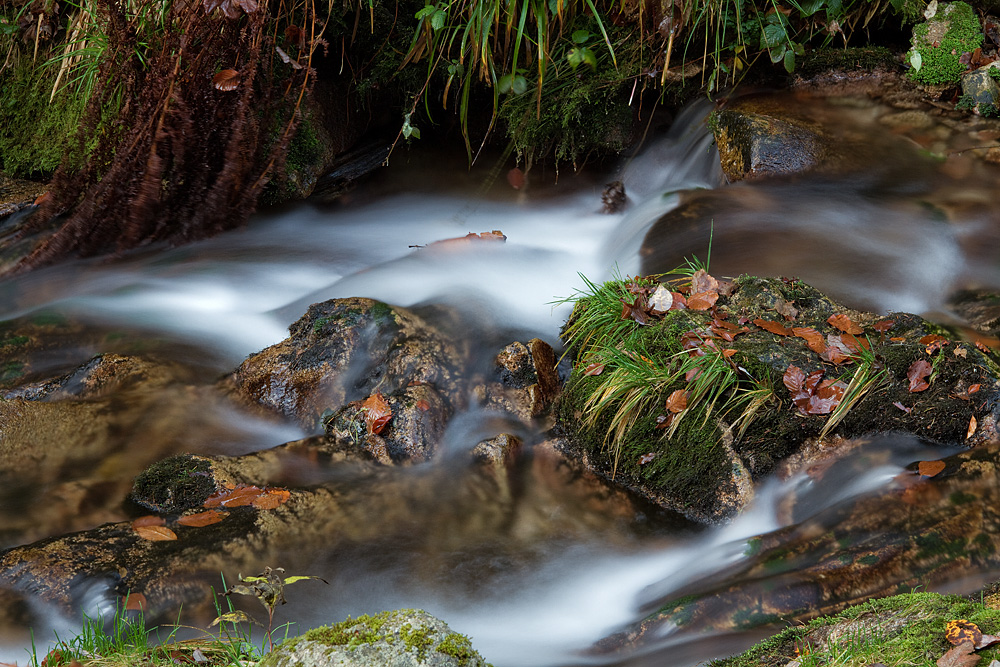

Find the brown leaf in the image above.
[
  {"left": 754, "top": 318, "right": 793, "bottom": 336},
  {"left": 773, "top": 297, "right": 798, "bottom": 320},
  {"left": 507, "top": 167, "right": 525, "bottom": 189},
  {"left": 954, "top": 347, "right": 968, "bottom": 359},
  {"left": 204, "top": 485, "right": 265, "bottom": 508},
  {"left": 638, "top": 452, "right": 658, "bottom": 465},
  {"left": 722, "top": 348, "right": 737, "bottom": 358},
  {"left": 669, "top": 292, "right": 687, "bottom": 310},
  {"left": 416, "top": 399, "right": 431, "bottom": 411},
  {"left": 947, "top": 621, "right": 983, "bottom": 647},
  {"left": 275, "top": 45, "right": 303, "bottom": 70},
  {"left": 134, "top": 525, "right": 178, "bottom": 541},
  {"left": 783, "top": 365, "right": 806, "bottom": 394},
  {"left": 690, "top": 269, "right": 719, "bottom": 295},
  {"left": 976, "top": 634, "right": 1000, "bottom": 650},
  {"left": 176, "top": 510, "right": 228, "bottom": 527},
  {"left": 907, "top": 359, "right": 932, "bottom": 392},
  {"left": 918, "top": 460, "right": 946, "bottom": 477},
  {"left": 654, "top": 413, "right": 673, "bottom": 429},
  {"left": 122, "top": 592, "right": 148, "bottom": 611},
  {"left": 937, "top": 641, "right": 979, "bottom": 667},
  {"left": 969, "top": 384, "right": 981, "bottom": 394},
  {"left": 793, "top": 327, "right": 827, "bottom": 354},
  {"left": 621, "top": 298, "right": 650, "bottom": 325},
  {"left": 212, "top": 68, "right": 241, "bottom": 91},
  {"left": 285, "top": 24, "right": 306, "bottom": 47},
  {"left": 968, "top": 416, "right": 978, "bottom": 439},
  {"left": 821, "top": 335, "right": 854, "bottom": 365},
  {"left": 251, "top": 488, "right": 291, "bottom": 510},
  {"left": 893, "top": 401, "right": 911, "bottom": 413},
  {"left": 976, "top": 341, "right": 992, "bottom": 354},
  {"left": 873, "top": 319, "right": 894, "bottom": 333},
  {"left": 921, "top": 333, "right": 949, "bottom": 355},
  {"left": 686, "top": 291, "right": 719, "bottom": 311},
  {"left": 828, "top": 313, "right": 863, "bottom": 334},
  {"left": 583, "top": 362, "right": 606, "bottom": 376},
  {"left": 665, "top": 389, "right": 688, "bottom": 413},
  {"left": 362, "top": 392, "right": 392, "bottom": 435},
  {"left": 132, "top": 515, "right": 166, "bottom": 528}
]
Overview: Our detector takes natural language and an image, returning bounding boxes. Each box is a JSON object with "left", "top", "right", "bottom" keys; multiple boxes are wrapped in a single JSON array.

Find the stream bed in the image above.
[{"left": 0, "top": 96, "right": 999, "bottom": 665}]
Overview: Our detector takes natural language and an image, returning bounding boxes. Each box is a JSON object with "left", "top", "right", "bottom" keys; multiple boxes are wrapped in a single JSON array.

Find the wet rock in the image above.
[
  {"left": 907, "top": 1, "right": 983, "bottom": 87},
  {"left": 948, "top": 289, "right": 1000, "bottom": 336},
  {"left": 473, "top": 338, "right": 561, "bottom": 423},
  {"left": 258, "top": 609, "right": 490, "bottom": 667},
  {"left": 231, "top": 297, "right": 467, "bottom": 436},
  {"left": 558, "top": 273, "right": 1000, "bottom": 524},
  {"left": 601, "top": 180, "right": 627, "bottom": 213},
  {"left": 961, "top": 67, "right": 1000, "bottom": 116},
  {"left": 593, "top": 441, "right": 1000, "bottom": 657}
]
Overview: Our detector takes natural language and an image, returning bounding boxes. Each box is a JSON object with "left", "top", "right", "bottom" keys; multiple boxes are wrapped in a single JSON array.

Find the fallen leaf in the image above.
[
  {"left": 891, "top": 336, "right": 907, "bottom": 342},
  {"left": 122, "top": 592, "right": 148, "bottom": 611},
  {"left": 507, "top": 167, "right": 525, "bottom": 189},
  {"left": 947, "top": 621, "right": 983, "bottom": 647},
  {"left": 921, "top": 333, "right": 950, "bottom": 354},
  {"left": 793, "top": 327, "right": 827, "bottom": 354},
  {"left": 970, "top": 384, "right": 981, "bottom": 394},
  {"left": 275, "top": 45, "right": 303, "bottom": 69},
  {"left": 362, "top": 392, "right": 392, "bottom": 435},
  {"left": 669, "top": 292, "right": 688, "bottom": 310},
  {"left": 907, "top": 359, "right": 932, "bottom": 392},
  {"left": 783, "top": 365, "right": 807, "bottom": 394},
  {"left": 193, "top": 647, "right": 209, "bottom": 663},
  {"left": 686, "top": 291, "right": 719, "bottom": 311},
  {"left": 638, "top": 452, "right": 658, "bottom": 465},
  {"left": 977, "top": 634, "right": 1000, "bottom": 651},
  {"left": 893, "top": 401, "right": 912, "bottom": 413},
  {"left": 204, "top": 485, "right": 266, "bottom": 508},
  {"left": 648, "top": 285, "right": 673, "bottom": 312},
  {"left": 783, "top": 365, "right": 845, "bottom": 415},
  {"left": 828, "top": 313, "right": 863, "bottom": 334},
  {"left": 873, "top": 319, "right": 894, "bottom": 333},
  {"left": 840, "top": 333, "right": 870, "bottom": 353},
  {"left": 936, "top": 641, "right": 979, "bottom": 667},
  {"left": 665, "top": 389, "right": 688, "bottom": 413},
  {"left": 621, "top": 297, "right": 650, "bottom": 325},
  {"left": 177, "top": 510, "right": 228, "bottom": 527},
  {"left": 722, "top": 348, "right": 737, "bottom": 358},
  {"left": 954, "top": 347, "right": 968, "bottom": 359},
  {"left": 918, "top": 460, "right": 946, "bottom": 477},
  {"left": 212, "top": 68, "right": 241, "bottom": 91},
  {"left": 583, "top": 362, "right": 606, "bottom": 376},
  {"left": 251, "top": 487, "right": 291, "bottom": 510},
  {"left": 134, "top": 525, "right": 178, "bottom": 541},
  {"left": 968, "top": 416, "right": 978, "bottom": 439},
  {"left": 690, "top": 269, "right": 719, "bottom": 295},
  {"left": 754, "top": 318, "right": 793, "bottom": 336},
  {"left": 416, "top": 399, "right": 431, "bottom": 411},
  {"left": 132, "top": 515, "right": 166, "bottom": 528},
  {"left": 976, "top": 341, "right": 992, "bottom": 354},
  {"left": 821, "top": 335, "right": 854, "bottom": 364},
  {"left": 773, "top": 297, "right": 799, "bottom": 320},
  {"left": 654, "top": 414, "right": 673, "bottom": 429}
]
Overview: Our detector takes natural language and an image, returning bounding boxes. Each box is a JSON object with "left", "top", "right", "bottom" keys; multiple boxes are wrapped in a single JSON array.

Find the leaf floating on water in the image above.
[
  {"left": 918, "top": 460, "right": 946, "bottom": 477},
  {"left": 827, "top": 313, "right": 863, "bottom": 334},
  {"left": 754, "top": 318, "right": 793, "bottom": 336},
  {"left": 907, "top": 359, "right": 933, "bottom": 392},
  {"left": 968, "top": 416, "right": 978, "bottom": 439},
  {"left": 362, "top": 392, "right": 393, "bottom": 435},
  {"left": 177, "top": 509, "right": 228, "bottom": 527},
  {"left": 212, "top": 68, "right": 241, "bottom": 91},
  {"left": 134, "top": 525, "right": 178, "bottom": 541},
  {"left": 122, "top": 592, "right": 148, "bottom": 611}
]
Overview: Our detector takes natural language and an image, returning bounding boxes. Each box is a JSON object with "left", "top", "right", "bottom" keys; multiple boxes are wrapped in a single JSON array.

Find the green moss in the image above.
[
  {"left": 304, "top": 612, "right": 390, "bottom": 647},
  {"left": 907, "top": 2, "right": 983, "bottom": 86},
  {"left": 436, "top": 632, "right": 484, "bottom": 667},
  {"left": 710, "top": 593, "right": 1000, "bottom": 667},
  {"left": 260, "top": 114, "right": 328, "bottom": 206},
  {"left": 399, "top": 623, "right": 435, "bottom": 660},
  {"left": 0, "top": 335, "right": 29, "bottom": 348},
  {"left": 130, "top": 455, "right": 216, "bottom": 513}
]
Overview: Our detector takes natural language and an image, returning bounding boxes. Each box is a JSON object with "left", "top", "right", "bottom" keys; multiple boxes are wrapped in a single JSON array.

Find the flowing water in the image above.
[{"left": 1, "top": 97, "right": 999, "bottom": 665}]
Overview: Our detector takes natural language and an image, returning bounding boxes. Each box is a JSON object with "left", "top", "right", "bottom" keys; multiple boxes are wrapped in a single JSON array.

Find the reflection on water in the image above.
[{"left": 0, "top": 96, "right": 998, "bottom": 665}]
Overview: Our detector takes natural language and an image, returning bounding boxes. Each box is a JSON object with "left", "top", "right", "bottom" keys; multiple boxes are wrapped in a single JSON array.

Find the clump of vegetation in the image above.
[{"left": 907, "top": 1, "right": 983, "bottom": 85}]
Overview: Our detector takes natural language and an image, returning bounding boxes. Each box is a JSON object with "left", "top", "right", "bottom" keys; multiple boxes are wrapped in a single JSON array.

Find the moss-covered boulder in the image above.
[
  {"left": 558, "top": 272, "right": 1000, "bottom": 523},
  {"left": 709, "top": 592, "right": 1000, "bottom": 667},
  {"left": 907, "top": 1, "right": 984, "bottom": 86},
  {"left": 259, "top": 609, "right": 491, "bottom": 667}
]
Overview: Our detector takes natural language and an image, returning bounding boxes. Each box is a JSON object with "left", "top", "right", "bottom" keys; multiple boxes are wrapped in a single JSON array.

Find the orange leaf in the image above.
[
  {"left": 754, "top": 318, "right": 793, "bottom": 336},
  {"left": 362, "top": 392, "right": 393, "bottom": 435},
  {"left": 134, "top": 525, "right": 178, "bottom": 541},
  {"left": 252, "top": 488, "right": 291, "bottom": 510},
  {"left": 918, "top": 460, "right": 946, "bottom": 477},
  {"left": 722, "top": 348, "right": 737, "bottom": 358},
  {"left": 828, "top": 313, "right": 863, "bottom": 335},
  {"left": 204, "top": 485, "right": 265, "bottom": 508},
  {"left": 122, "top": 592, "right": 148, "bottom": 611},
  {"left": 583, "top": 362, "right": 606, "bottom": 376},
  {"left": 686, "top": 291, "right": 719, "bottom": 311},
  {"left": 946, "top": 620, "right": 983, "bottom": 647},
  {"left": 212, "top": 68, "right": 241, "bottom": 91},
  {"left": 968, "top": 416, "right": 978, "bottom": 439},
  {"left": 873, "top": 319, "right": 894, "bottom": 333},
  {"left": 131, "top": 515, "right": 166, "bottom": 528},
  {"left": 792, "top": 327, "right": 827, "bottom": 354},
  {"left": 907, "top": 359, "right": 932, "bottom": 392},
  {"left": 176, "top": 510, "right": 228, "bottom": 527},
  {"left": 416, "top": 399, "right": 431, "bottom": 411},
  {"left": 665, "top": 389, "right": 688, "bottom": 413}
]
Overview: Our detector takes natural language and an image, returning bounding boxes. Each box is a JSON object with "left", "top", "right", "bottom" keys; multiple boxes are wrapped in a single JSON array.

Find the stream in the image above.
[{"left": 1, "top": 97, "right": 999, "bottom": 666}]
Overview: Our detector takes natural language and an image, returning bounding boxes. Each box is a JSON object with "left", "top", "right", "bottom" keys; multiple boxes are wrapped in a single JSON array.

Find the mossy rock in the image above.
[
  {"left": 259, "top": 609, "right": 492, "bottom": 667},
  {"left": 710, "top": 592, "right": 1000, "bottom": 667},
  {"left": 907, "top": 2, "right": 984, "bottom": 86},
  {"left": 558, "top": 273, "right": 1000, "bottom": 524}
]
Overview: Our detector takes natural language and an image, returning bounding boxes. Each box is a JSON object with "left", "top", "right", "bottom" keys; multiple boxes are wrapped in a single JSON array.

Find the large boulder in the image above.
[{"left": 258, "top": 609, "right": 490, "bottom": 667}]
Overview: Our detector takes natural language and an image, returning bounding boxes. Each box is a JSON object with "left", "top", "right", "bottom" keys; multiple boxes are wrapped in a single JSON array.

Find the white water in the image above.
[{"left": 0, "top": 99, "right": 995, "bottom": 665}]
